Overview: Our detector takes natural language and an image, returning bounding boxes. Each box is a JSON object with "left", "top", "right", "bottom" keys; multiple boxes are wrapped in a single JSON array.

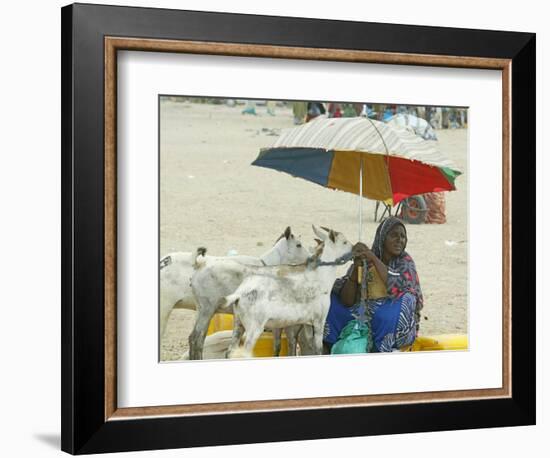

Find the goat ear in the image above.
[
  {"left": 284, "top": 226, "right": 292, "bottom": 240},
  {"left": 314, "top": 238, "right": 323, "bottom": 246},
  {"left": 315, "top": 242, "right": 324, "bottom": 256},
  {"left": 312, "top": 225, "right": 326, "bottom": 241},
  {"left": 329, "top": 230, "right": 336, "bottom": 243},
  {"left": 310, "top": 241, "right": 324, "bottom": 260},
  {"left": 320, "top": 226, "right": 331, "bottom": 233}
]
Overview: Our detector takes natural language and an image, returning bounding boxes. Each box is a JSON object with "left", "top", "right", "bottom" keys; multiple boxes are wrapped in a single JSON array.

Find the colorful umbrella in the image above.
[{"left": 252, "top": 116, "right": 461, "bottom": 239}]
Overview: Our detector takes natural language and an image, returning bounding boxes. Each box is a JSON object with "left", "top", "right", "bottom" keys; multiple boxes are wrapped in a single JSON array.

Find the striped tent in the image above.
[{"left": 252, "top": 116, "right": 461, "bottom": 206}]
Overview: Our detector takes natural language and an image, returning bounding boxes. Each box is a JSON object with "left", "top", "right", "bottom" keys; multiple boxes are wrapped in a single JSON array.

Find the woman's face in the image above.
[{"left": 383, "top": 224, "right": 407, "bottom": 259}]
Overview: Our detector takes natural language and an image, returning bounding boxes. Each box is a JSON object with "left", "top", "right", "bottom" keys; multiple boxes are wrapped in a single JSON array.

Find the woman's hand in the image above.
[{"left": 352, "top": 242, "right": 375, "bottom": 264}]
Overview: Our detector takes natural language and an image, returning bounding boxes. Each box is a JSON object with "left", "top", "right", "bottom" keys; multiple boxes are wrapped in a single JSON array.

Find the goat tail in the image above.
[
  {"left": 193, "top": 247, "right": 208, "bottom": 269},
  {"left": 218, "top": 294, "right": 239, "bottom": 312}
]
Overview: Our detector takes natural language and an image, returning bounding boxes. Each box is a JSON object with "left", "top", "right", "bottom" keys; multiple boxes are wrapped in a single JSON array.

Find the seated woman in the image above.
[{"left": 324, "top": 216, "right": 424, "bottom": 353}]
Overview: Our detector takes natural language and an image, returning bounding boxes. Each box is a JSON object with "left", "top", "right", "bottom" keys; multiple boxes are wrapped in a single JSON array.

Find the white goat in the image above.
[
  {"left": 188, "top": 227, "right": 310, "bottom": 360},
  {"left": 159, "top": 227, "right": 306, "bottom": 338},
  {"left": 160, "top": 251, "right": 256, "bottom": 337},
  {"left": 224, "top": 226, "right": 352, "bottom": 358}
]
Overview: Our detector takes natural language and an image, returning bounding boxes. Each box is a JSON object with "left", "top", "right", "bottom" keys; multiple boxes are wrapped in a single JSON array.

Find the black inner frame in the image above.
[{"left": 61, "top": 3, "right": 535, "bottom": 454}]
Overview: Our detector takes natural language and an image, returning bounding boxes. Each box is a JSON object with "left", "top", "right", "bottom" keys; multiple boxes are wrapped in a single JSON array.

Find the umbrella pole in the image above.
[
  {"left": 358, "top": 156, "right": 364, "bottom": 285},
  {"left": 359, "top": 156, "right": 363, "bottom": 242}
]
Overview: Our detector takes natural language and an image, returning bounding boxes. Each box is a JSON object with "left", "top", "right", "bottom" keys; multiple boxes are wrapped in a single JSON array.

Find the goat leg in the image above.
[
  {"left": 272, "top": 328, "right": 282, "bottom": 357},
  {"left": 312, "top": 320, "right": 325, "bottom": 355},
  {"left": 188, "top": 305, "right": 216, "bottom": 360},
  {"left": 226, "top": 314, "right": 245, "bottom": 358}
]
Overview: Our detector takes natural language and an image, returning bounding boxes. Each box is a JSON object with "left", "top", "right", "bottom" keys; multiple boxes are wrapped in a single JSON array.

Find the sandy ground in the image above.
[{"left": 160, "top": 100, "right": 468, "bottom": 361}]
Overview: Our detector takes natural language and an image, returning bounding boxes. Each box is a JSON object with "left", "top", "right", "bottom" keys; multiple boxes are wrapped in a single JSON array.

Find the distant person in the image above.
[
  {"left": 423, "top": 192, "right": 447, "bottom": 224},
  {"left": 416, "top": 106, "right": 426, "bottom": 120},
  {"left": 266, "top": 100, "right": 276, "bottom": 116},
  {"left": 292, "top": 102, "right": 308, "bottom": 124},
  {"left": 363, "top": 104, "right": 377, "bottom": 118},
  {"left": 382, "top": 107, "right": 394, "bottom": 122},
  {"left": 372, "top": 104, "right": 384, "bottom": 120},
  {"left": 429, "top": 108, "right": 442, "bottom": 129},
  {"left": 328, "top": 103, "right": 343, "bottom": 118},
  {"left": 459, "top": 109, "right": 467, "bottom": 128},
  {"left": 352, "top": 103, "right": 364, "bottom": 116},
  {"left": 242, "top": 100, "right": 257, "bottom": 115},
  {"left": 342, "top": 104, "right": 358, "bottom": 117},
  {"left": 306, "top": 102, "right": 326, "bottom": 122},
  {"left": 442, "top": 107, "right": 450, "bottom": 129},
  {"left": 448, "top": 109, "right": 459, "bottom": 129}
]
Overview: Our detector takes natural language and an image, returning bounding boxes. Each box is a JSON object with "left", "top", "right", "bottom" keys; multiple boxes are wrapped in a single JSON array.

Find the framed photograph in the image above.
[{"left": 61, "top": 3, "right": 535, "bottom": 454}]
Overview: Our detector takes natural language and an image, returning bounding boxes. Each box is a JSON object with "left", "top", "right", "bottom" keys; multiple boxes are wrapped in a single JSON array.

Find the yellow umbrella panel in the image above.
[{"left": 328, "top": 150, "right": 393, "bottom": 203}]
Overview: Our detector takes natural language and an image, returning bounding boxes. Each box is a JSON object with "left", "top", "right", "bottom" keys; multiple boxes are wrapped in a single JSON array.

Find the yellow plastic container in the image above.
[
  {"left": 251, "top": 332, "right": 289, "bottom": 357},
  {"left": 206, "top": 314, "right": 288, "bottom": 357},
  {"left": 402, "top": 334, "right": 468, "bottom": 352},
  {"left": 207, "top": 313, "right": 234, "bottom": 335},
  {"left": 207, "top": 314, "right": 467, "bottom": 355}
]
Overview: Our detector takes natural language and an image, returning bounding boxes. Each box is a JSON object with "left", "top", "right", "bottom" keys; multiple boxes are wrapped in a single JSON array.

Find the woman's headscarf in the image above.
[
  {"left": 372, "top": 216, "right": 408, "bottom": 261},
  {"left": 372, "top": 216, "right": 424, "bottom": 329}
]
